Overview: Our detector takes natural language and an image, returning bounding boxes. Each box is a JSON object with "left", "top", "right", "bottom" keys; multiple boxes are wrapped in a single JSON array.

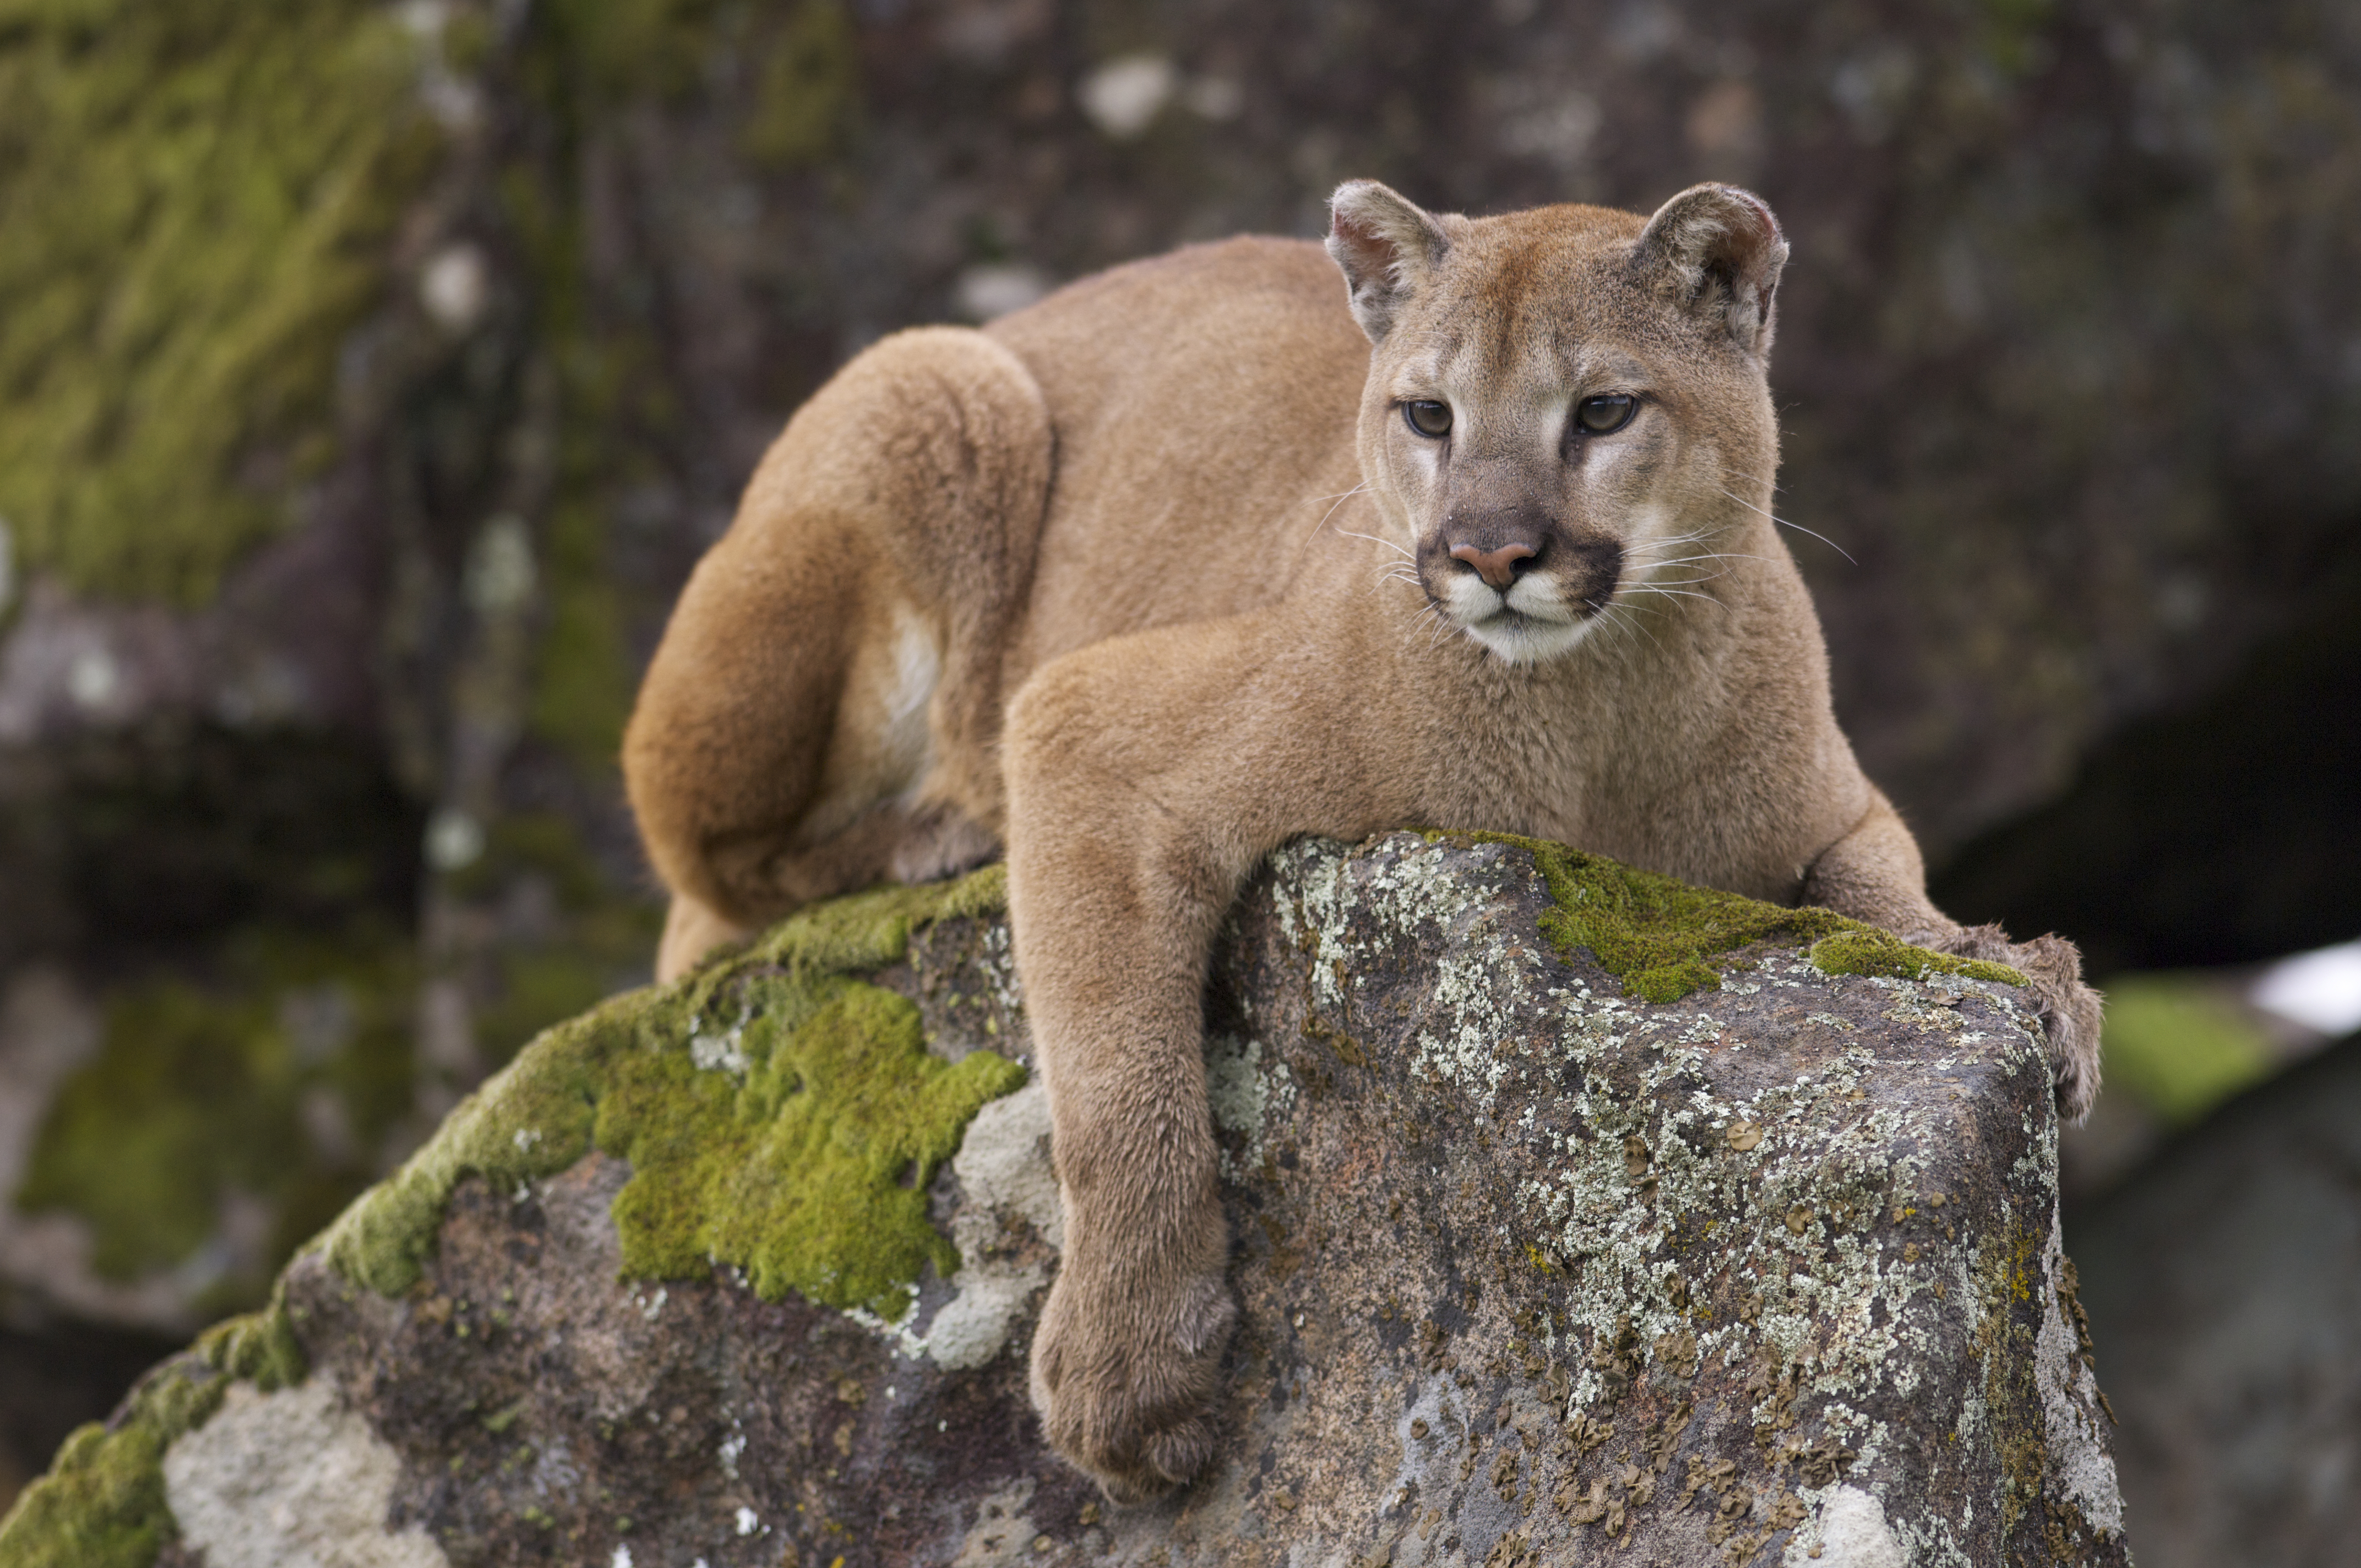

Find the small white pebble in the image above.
[
  {"left": 610, "top": 1548, "right": 632, "bottom": 1568},
  {"left": 736, "top": 1507, "right": 759, "bottom": 1537}
]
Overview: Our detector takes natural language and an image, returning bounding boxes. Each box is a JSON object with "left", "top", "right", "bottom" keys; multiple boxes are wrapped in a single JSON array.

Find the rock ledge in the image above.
[{"left": 0, "top": 834, "right": 2129, "bottom": 1567}]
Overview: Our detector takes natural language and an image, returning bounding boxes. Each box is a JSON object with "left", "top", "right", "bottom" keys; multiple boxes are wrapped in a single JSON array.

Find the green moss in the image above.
[
  {"left": 192, "top": 1287, "right": 307, "bottom": 1393},
  {"left": 0, "top": 0, "right": 442, "bottom": 603},
  {"left": 316, "top": 983, "right": 612, "bottom": 1298},
  {"left": 14, "top": 925, "right": 417, "bottom": 1297},
  {"left": 1460, "top": 832, "right": 2023, "bottom": 1001},
  {"left": 742, "top": 0, "right": 858, "bottom": 169},
  {"left": 1805, "top": 929, "right": 2028, "bottom": 988},
  {"left": 320, "top": 867, "right": 1022, "bottom": 1317},
  {"left": 2096, "top": 974, "right": 2274, "bottom": 1125},
  {"left": 600, "top": 978, "right": 1024, "bottom": 1317},
  {"left": 748, "top": 862, "right": 1008, "bottom": 977}
]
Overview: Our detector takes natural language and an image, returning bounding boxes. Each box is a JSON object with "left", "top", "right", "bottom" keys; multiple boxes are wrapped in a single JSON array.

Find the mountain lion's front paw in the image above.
[
  {"left": 1940, "top": 923, "right": 2104, "bottom": 1123},
  {"left": 1028, "top": 1261, "right": 1236, "bottom": 1504}
]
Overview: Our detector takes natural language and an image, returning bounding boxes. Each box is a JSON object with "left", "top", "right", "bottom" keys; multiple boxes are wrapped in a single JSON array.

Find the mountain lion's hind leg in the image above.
[
  {"left": 624, "top": 328, "right": 1052, "bottom": 981},
  {"left": 1801, "top": 789, "right": 2103, "bottom": 1120}
]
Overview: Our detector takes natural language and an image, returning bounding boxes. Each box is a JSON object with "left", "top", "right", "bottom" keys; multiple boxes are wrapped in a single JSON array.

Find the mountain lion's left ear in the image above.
[
  {"left": 1633, "top": 184, "right": 1789, "bottom": 358},
  {"left": 1326, "top": 181, "right": 1454, "bottom": 345}
]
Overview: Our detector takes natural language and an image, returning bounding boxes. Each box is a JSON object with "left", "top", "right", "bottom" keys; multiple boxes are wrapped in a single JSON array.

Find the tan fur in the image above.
[{"left": 622, "top": 184, "right": 2104, "bottom": 1501}]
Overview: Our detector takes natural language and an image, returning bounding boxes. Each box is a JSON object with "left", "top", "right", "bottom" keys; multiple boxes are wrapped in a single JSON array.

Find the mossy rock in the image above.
[
  {"left": 1464, "top": 831, "right": 2024, "bottom": 1001},
  {"left": 0, "top": 1298, "right": 299, "bottom": 1568},
  {"left": 0, "top": 867, "right": 1020, "bottom": 1562},
  {"left": 1, "top": 834, "right": 2119, "bottom": 1566},
  {"left": 13, "top": 926, "right": 420, "bottom": 1307},
  {"left": 319, "top": 863, "right": 1023, "bottom": 1320},
  {"left": 0, "top": 0, "right": 444, "bottom": 603}
]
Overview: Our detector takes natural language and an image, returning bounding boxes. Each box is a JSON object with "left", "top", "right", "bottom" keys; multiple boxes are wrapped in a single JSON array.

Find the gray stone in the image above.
[
  {"left": 162, "top": 1377, "right": 449, "bottom": 1568},
  {"left": 101, "top": 835, "right": 2127, "bottom": 1566}
]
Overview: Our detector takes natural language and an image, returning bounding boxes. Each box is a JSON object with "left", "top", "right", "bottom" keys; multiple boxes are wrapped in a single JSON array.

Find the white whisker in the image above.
[
  {"left": 1305, "top": 481, "right": 1373, "bottom": 541},
  {"left": 1716, "top": 487, "right": 1856, "bottom": 564},
  {"left": 1629, "top": 585, "right": 1727, "bottom": 608},
  {"left": 1633, "top": 552, "right": 1775, "bottom": 569},
  {"left": 1336, "top": 525, "right": 1412, "bottom": 560}
]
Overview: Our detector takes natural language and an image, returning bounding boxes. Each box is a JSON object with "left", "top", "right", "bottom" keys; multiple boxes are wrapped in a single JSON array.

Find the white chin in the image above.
[{"left": 1461, "top": 611, "right": 1593, "bottom": 665}]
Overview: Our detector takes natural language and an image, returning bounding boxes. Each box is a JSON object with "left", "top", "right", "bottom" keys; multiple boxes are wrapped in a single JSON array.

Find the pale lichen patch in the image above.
[
  {"left": 861, "top": 1081, "right": 1063, "bottom": 1371},
  {"left": 1791, "top": 1483, "right": 1906, "bottom": 1567},
  {"left": 2034, "top": 1210, "right": 2123, "bottom": 1532},
  {"left": 1207, "top": 1032, "right": 1293, "bottom": 1180},
  {"left": 163, "top": 1377, "right": 448, "bottom": 1568}
]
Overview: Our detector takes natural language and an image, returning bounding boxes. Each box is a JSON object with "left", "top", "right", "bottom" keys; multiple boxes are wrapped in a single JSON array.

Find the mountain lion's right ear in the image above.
[
  {"left": 1632, "top": 184, "right": 1789, "bottom": 358},
  {"left": 1327, "top": 181, "right": 1452, "bottom": 344}
]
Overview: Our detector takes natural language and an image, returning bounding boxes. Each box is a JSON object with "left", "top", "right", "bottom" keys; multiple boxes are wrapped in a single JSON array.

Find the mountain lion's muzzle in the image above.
[{"left": 1427, "top": 509, "right": 1624, "bottom": 627}]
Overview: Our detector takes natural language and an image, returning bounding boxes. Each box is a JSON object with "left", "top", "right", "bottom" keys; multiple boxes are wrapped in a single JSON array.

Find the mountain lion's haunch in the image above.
[{"left": 622, "top": 181, "right": 2104, "bottom": 1502}]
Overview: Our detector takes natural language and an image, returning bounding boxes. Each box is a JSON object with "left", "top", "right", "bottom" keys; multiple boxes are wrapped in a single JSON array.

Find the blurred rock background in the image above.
[{"left": 0, "top": 0, "right": 2355, "bottom": 1553}]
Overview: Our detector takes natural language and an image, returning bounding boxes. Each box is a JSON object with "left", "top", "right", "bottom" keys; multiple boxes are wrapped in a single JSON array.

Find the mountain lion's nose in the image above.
[{"left": 1449, "top": 540, "right": 1537, "bottom": 589}]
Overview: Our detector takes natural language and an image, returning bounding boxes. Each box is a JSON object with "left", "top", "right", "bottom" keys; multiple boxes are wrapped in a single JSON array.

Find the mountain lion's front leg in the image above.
[
  {"left": 1802, "top": 788, "right": 2103, "bottom": 1119},
  {"left": 1000, "top": 617, "right": 1392, "bottom": 1502}
]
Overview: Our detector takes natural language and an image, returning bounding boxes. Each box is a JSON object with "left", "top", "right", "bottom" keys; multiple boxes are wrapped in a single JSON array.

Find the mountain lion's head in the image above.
[{"left": 1327, "top": 180, "right": 1789, "bottom": 665}]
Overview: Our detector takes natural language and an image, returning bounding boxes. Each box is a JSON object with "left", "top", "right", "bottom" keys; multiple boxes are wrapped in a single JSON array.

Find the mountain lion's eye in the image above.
[
  {"left": 1403, "top": 400, "right": 1452, "bottom": 438},
  {"left": 1574, "top": 394, "right": 1637, "bottom": 435}
]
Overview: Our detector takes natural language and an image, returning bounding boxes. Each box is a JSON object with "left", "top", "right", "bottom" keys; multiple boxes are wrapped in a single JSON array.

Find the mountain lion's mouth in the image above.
[
  {"left": 1423, "top": 561, "right": 1619, "bottom": 660},
  {"left": 1483, "top": 577, "right": 1597, "bottom": 626}
]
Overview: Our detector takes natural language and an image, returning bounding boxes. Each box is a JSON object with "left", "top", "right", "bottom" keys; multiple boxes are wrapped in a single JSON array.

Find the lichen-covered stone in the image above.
[{"left": 0, "top": 835, "right": 2129, "bottom": 1565}]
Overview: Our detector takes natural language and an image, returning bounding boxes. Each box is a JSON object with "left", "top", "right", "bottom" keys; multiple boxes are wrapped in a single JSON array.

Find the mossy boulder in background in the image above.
[
  {"left": 0, "top": 0, "right": 441, "bottom": 605},
  {"left": 0, "top": 839, "right": 2128, "bottom": 1566}
]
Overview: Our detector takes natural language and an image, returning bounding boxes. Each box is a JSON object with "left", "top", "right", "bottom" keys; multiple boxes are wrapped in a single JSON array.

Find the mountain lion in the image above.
[{"left": 621, "top": 180, "right": 2104, "bottom": 1502}]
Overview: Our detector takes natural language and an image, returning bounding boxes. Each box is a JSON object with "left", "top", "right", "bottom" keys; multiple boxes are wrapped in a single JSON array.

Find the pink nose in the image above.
[{"left": 1449, "top": 541, "right": 1536, "bottom": 589}]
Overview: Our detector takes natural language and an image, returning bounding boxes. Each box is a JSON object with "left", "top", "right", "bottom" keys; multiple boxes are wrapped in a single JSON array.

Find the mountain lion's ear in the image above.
[
  {"left": 1327, "top": 181, "right": 1452, "bottom": 344},
  {"left": 1633, "top": 184, "right": 1789, "bottom": 358}
]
